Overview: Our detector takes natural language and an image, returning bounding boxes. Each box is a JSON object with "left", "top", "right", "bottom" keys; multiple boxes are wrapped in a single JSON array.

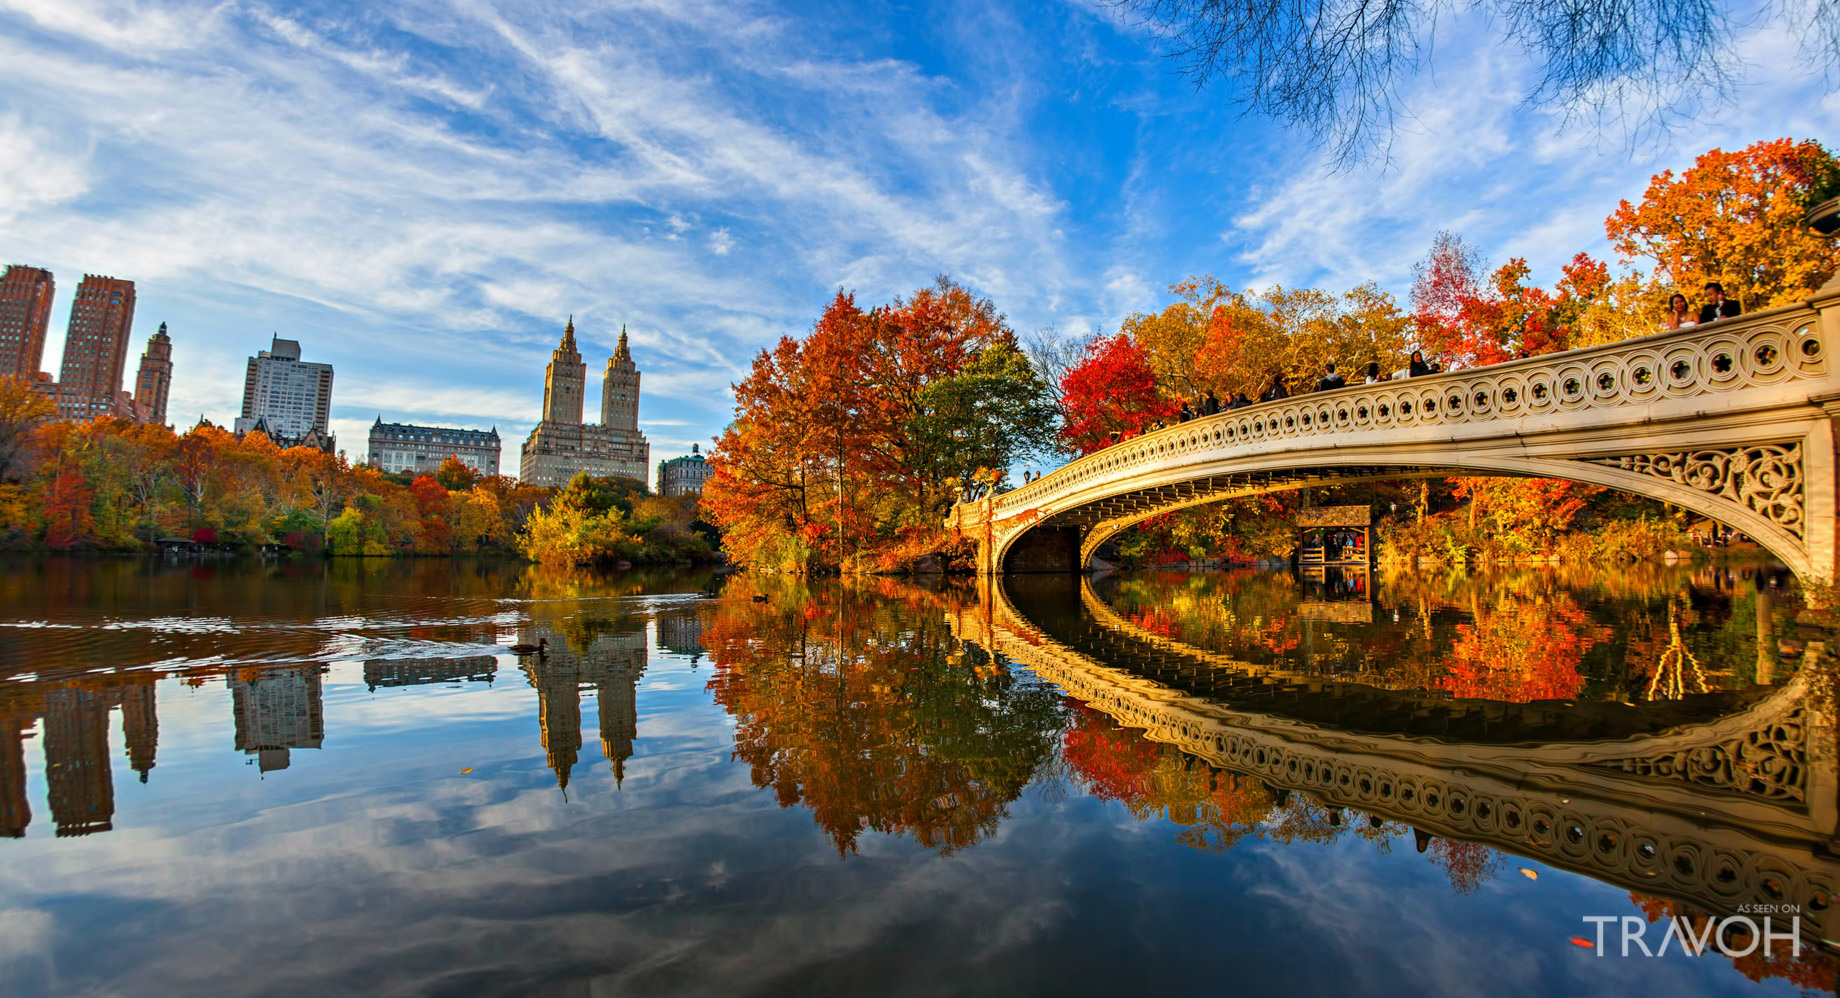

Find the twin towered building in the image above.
[{"left": 518, "top": 318, "right": 650, "bottom": 488}]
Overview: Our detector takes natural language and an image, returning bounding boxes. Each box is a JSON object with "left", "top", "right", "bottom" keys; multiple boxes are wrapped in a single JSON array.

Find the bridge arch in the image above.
[{"left": 950, "top": 293, "right": 1840, "bottom": 580}]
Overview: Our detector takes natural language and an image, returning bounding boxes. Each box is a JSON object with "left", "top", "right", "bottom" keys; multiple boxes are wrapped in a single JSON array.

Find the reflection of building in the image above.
[
  {"left": 234, "top": 335, "right": 335, "bottom": 447},
  {"left": 44, "top": 687, "right": 114, "bottom": 836},
  {"left": 657, "top": 612, "right": 705, "bottom": 664},
  {"left": 230, "top": 667, "right": 325, "bottom": 773},
  {"left": 0, "top": 264, "right": 54, "bottom": 379},
  {"left": 132, "top": 323, "right": 174, "bottom": 426},
  {"left": 518, "top": 320, "right": 650, "bottom": 487},
  {"left": 520, "top": 618, "right": 648, "bottom": 789},
  {"left": 0, "top": 678, "right": 162, "bottom": 838},
  {"left": 367, "top": 420, "right": 502, "bottom": 477},
  {"left": 657, "top": 444, "right": 712, "bottom": 497},
  {"left": 0, "top": 716, "right": 29, "bottom": 838},
  {"left": 363, "top": 656, "right": 497, "bottom": 692},
  {"left": 55, "top": 275, "right": 138, "bottom": 422},
  {"left": 121, "top": 681, "right": 159, "bottom": 782}
]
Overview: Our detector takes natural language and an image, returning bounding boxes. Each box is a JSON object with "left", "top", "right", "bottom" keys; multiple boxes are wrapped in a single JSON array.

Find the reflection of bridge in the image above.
[
  {"left": 952, "top": 297, "right": 1840, "bottom": 579},
  {"left": 950, "top": 578, "right": 1840, "bottom": 944}
]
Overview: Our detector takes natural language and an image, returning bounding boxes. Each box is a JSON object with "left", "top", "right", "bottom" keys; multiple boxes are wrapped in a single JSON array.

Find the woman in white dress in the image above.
[{"left": 1662, "top": 293, "right": 1697, "bottom": 331}]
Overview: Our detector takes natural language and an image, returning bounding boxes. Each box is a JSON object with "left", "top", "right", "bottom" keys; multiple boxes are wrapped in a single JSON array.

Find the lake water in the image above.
[{"left": 0, "top": 556, "right": 1833, "bottom": 996}]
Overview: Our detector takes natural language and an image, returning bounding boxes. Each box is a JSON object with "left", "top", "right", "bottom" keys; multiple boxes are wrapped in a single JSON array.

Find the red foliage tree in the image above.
[
  {"left": 41, "top": 465, "right": 95, "bottom": 549},
  {"left": 1059, "top": 334, "right": 1180, "bottom": 455}
]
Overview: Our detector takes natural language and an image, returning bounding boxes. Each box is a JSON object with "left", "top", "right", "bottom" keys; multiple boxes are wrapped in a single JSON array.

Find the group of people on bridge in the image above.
[{"left": 983, "top": 282, "right": 1755, "bottom": 494}]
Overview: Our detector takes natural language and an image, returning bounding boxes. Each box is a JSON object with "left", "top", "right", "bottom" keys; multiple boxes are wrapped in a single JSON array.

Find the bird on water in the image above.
[{"left": 507, "top": 637, "right": 549, "bottom": 656}]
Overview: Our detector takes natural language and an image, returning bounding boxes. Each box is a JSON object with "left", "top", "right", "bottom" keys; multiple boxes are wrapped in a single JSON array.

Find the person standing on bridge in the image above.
[
  {"left": 1261, "top": 373, "right": 1289, "bottom": 402},
  {"left": 1663, "top": 293, "right": 1698, "bottom": 330},
  {"left": 1317, "top": 363, "right": 1346, "bottom": 392},
  {"left": 1364, "top": 362, "right": 1383, "bottom": 384},
  {"left": 1203, "top": 390, "right": 1220, "bottom": 416},
  {"left": 1699, "top": 282, "right": 1742, "bottom": 323},
  {"left": 1408, "top": 350, "right": 1434, "bottom": 377}
]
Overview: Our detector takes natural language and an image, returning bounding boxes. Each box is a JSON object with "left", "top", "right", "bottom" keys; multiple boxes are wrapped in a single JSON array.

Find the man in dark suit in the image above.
[{"left": 1699, "top": 282, "right": 1741, "bottom": 323}]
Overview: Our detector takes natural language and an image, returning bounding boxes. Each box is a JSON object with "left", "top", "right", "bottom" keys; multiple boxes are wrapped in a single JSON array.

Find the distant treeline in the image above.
[{"left": 0, "top": 378, "right": 716, "bottom": 565}]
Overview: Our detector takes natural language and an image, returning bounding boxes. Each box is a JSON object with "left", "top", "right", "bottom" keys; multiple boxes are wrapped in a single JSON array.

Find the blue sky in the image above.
[{"left": 0, "top": 0, "right": 1835, "bottom": 478}]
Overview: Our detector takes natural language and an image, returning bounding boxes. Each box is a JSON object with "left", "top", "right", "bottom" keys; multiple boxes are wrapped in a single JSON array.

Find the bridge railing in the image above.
[{"left": 980, "top": 297, "right": 1833, "bottom": 521}]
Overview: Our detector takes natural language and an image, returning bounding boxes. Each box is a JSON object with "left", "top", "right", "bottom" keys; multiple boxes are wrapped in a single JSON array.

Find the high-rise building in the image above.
[
  {"left": 0, "top": 265, "right": 54, "bottom": 379},
  {"left": 133, "top": 322, "right": 174, "bottom": 426},
  {"left": 367, "top": 419, "right": 502, "bottom": 476},
  {"left": 657, "top": 444, "right": 712, "bottom": 496},
  {"left": 55, "top": 275, "right": 137, "bottom": 421},
  {"left": 235, "top": 335, "right": 334, "bottom": 445},
  {"left": 519, "top": 320, "right": 651, "bottom": 487}
]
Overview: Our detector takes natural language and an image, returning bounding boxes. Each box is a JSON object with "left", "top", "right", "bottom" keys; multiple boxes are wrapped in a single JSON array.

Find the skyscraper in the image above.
[
  {"left": 133, "top": 322, "right": 174, "bottom": 426},
  {"left": 55, "top": 275, "right": 137, "bottom": 421},
  {"left": 519, "top": 320, "right": 650, "bottom": 486},
  {"left": 543, "top": 318, "right": 586, "bottom": 425},
  {"left": 602, "top": 329, "right": 640, "bottom": 430},
  {"left": 0, "top": 265, "right": 54, "bottom": 379},
  {"left": 235, "top": 335, "right": 335, "bottom": 449}
]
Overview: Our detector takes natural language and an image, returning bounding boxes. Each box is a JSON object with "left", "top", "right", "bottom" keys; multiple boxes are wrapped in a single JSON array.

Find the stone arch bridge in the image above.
[
  {"left": 951, "top": 576, "right": 1840, "bottom": 944},
  {"left": 950, "top": 292, "right": 1840, "bottom": 580}
]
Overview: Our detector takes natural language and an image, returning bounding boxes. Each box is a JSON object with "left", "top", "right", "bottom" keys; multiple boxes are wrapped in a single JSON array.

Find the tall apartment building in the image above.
[
  {"left": 55, "top": 275, "right": 137, "bottom": 421},
  {"left": 657, "top": 444, "right": 713, "bottom": 496},
  {"left": 519, "top": 320, "right": 650, "bottom": 487},
  {"left": 0, "top": 265, "right": 54, "bottom": 378},
  {"left": 235, "top": 335, "right": 334, "bottom": 447},
  {"left": 133, "top": 322, "right": 174, "bottom": 426},
  {"left": 368, "top": 419, "right": 502, "bottom": 476}
]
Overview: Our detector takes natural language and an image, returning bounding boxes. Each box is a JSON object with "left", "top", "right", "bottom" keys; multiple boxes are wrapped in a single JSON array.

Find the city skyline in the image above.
[{"left": 0, "top": 1, "right": 1834, "bottom": 466}]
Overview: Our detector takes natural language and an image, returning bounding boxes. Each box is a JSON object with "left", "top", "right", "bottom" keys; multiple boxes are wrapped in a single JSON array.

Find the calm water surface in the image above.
[{"left": 0, "top": 557, "right": 1833, "bottom": 996}]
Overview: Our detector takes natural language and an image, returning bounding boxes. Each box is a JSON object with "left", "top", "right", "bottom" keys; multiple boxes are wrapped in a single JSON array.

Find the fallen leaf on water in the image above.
[
  {"left": 1520, "top": 868, "right": 1539, "bottom": 880},
  {"left": 459, "top": 767, "right": 474, "bottom": 774},
  {"left": 1569, "top": 937, "right": 1595, "bottom": 948}
]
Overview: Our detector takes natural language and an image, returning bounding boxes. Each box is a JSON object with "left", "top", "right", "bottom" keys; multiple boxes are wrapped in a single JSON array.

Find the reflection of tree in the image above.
[
  {"left": 703, "top": 579, "right": 1063, "bottom": 854},
  {"left": 1425, "top": 838, "right": 1503, "bottom": 895},
  {"left": 1060, "top": 704, "right": 1398, "bottom": 854},
  {"left": 1630, "top": 893, "right": 1839, "bottom": 994},
  {"left": 1438, "top": 592, "right": 1608, "bottom": 701}
]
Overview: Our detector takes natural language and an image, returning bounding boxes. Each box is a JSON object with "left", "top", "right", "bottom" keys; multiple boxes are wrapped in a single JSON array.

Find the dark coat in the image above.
[{"left": 1698, "top": 299, "right": 1741, "bottom": 323}]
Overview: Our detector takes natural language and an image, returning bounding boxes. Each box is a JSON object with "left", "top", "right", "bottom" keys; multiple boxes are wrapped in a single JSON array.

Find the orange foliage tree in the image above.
[
  {"left": 1607, "top": 138, "right": 1840, "bottom": 311},
  {"left": 703, "top": 278, "right": 1056, "bottom": 572}
]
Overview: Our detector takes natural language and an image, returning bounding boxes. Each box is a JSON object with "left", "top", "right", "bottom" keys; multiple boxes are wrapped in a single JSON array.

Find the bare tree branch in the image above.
[{"left": 1111, "top": 0, "right": 1830, "bottom": 165}]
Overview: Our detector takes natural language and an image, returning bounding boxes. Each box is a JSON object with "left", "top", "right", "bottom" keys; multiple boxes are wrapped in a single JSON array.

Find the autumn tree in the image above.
[
  {"left": 703, "top": 278, "right": 1024, "bottom": 572},
  {"left": 1607, "top": 138, "right": 1840, "bottom": 309},
  {"left": 1059, "top": 334, "right": 1180, "bottom": 455},
  {"left": 1126, "top": 276, "right": 1408, "bottom": 398},
  {"left": 434, "top": 456, "right": 481, "bottom": 491},
  {"left": 0, "top": 376, "right": 55, "bottom": 483}
]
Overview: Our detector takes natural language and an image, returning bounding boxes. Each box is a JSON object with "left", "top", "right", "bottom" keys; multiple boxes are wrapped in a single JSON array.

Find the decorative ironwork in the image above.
[
  {"left": 1587, "top": 708, "right": 1810, "bottom": 804},
  {"left": 1581, "top": 444, "right": 1806, "bottom": 538}
]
